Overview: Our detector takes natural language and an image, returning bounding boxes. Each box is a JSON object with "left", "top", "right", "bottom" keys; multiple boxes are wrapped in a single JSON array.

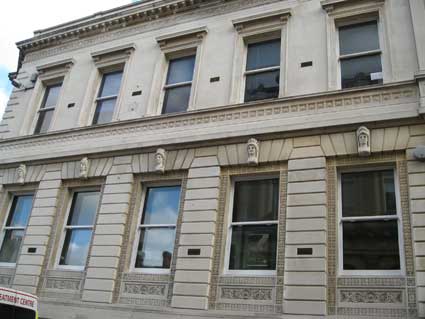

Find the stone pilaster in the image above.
[
  {"left": 82, "top": 156, "right": 134, "bottom": 303},
  {"left": 283, "top": 140, "right": 327, "bottom": 316},
  {"left": 12, "top": 164, "right": 62, "bottom": 294},
  {"left": 171, "top": 151, "right": 220, "bottom": 310},
  {"left": 407, "top": 125, "right": 425, "bottom": 316}
]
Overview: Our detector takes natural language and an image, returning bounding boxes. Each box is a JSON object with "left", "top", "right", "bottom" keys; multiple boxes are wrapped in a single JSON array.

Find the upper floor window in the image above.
[
  {"left": 59, "top": 190, "right": 100, "bottom": 269},
  {"left": 134, "top": 185, "right": 181, "bottom": 272},
  {"left": 339, "top": 21, "right": 382, "bottom": 89},
  {"left": 162, "top": 55, "right": 196, "bottom": 114},
  {"left": 34, "top": 83, "right": 62, "bottom": 134},
  {"left": 339, "top": 169, "right": 402, "bottom": 275},
  {"left": 0, "top": 194, "right": 33, "bottom": 265},
  {"left": 226, "top": 178, "right": 279, "bottom": 274},
  {"left": 92, "top": 71, "right": 123, "bottom": 125},
  {"left": 244, "top": 39, "right": 281, "bottom": 102}
]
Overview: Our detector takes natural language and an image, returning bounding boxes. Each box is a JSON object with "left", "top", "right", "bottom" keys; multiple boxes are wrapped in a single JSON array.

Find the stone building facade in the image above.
[{"left": 0, "top": 0, "right": 425, "bottom": 318}]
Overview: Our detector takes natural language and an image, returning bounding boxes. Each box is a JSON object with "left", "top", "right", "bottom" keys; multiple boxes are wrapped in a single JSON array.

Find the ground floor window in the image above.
[{"left": 339, "top": 169, "right": 402, "bottom": 274}]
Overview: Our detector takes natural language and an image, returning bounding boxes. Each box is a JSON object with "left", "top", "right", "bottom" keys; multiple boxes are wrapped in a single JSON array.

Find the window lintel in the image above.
[
  {"left": 36, "top": 58, "right": 74, "bottom": 80},
  {"left": 91, "top": 43, "right": 135, "bottom": 68},
  {"left": 156, "top": 26, "right": 208, "bottom": 52},
  {"left": 232, "top": 8, "right": 291, "bottom": 34},
  {"left": 321, "top": 0, "right": 385, "bottom": 15}
]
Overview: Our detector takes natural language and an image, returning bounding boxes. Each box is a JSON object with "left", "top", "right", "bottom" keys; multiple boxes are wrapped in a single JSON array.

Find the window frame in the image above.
[
  {"left": 223, "top": 175, "right": 280, "bottom": 276},
  {"left": 33, "top": 82, "right": 63, "bottom": 135},
  {"left": 90, "top": 67, "right": 125, "bottom": 126},
  {"left": 130, "top": 182, "right": 182, "bottom": 274},
  {"left": 0, "top": 192, "right": 34, "bottom": 268},
  {"left": 55, "top": 188, "right": 100, "bottom": 271},
  {"left": 336, "top": 18, "right": 383, "bottom": 89},
  {"left": 323, "top": 0, "right": 392, "bottom": 91},
  {"left": 337, "top": 166, "right": 405, "bottom": 276},
  {"left": 161, "top": 54, "right": 197, "bottom": 115},
  {"left": 242, "top": 37, "right": 282, "bottom": 103}
]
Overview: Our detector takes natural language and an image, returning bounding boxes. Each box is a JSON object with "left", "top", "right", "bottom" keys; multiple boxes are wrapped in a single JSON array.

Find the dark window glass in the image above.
[
  {"left": 98, "top": 71, "right": 123, "bottom": 97},
  {"left": 67, "top": 192, "right": 100, "bottom": 226},
  {"left": 92, "top": 71, "right": 123, "bottom": 125},
  {"left": 246, "top": 39, "right": 281, "bottom": 71},
  {"left": 135, "top": 186, "right": 181, "bottom": 269},
  {"left": 341, "top": 54, "right": 382, "bottom": 89},
  {"left": 229, "top": 224, "right": 277, "bottom": 270},
  {"left": 41, "top": 84, "right": 62, "bottom": 108},
  {"left": 233, "top": 179, "right": 279, "bottom": 222},
  {"left": 245, "top": 70, "right": 280, "bottom": 102},
  {"left": 34, "top": 109, "right": 54, "bottom": 134},
  {"left": 60, "top": 191, "right": 99, "bottom": 266},
  {"left": 162, "top": 85, "right": 192, "bottom": 114},
  {"left": 339, "top": 21, "right": 380, "bottom": 55},
  {"left": 135, "top": 228, "right": 176, "bottom": 268},
  {"left": 92, "top": 99, "right": 116, "bottom": 125},
  {"left": 6, "top": 195, "right": 33, "bottom": 227},
  {"left": 342, "top": 170, "right": 396, "bottom": 217},
  {"left": 343, "top": 220, "right": 400, "bottom": 270},
  {"left": 0, "top": 230, "right": 25, "bottom": 263},
  {"left": 34, "top": 83, "right": 62, "bottom": 134},
  {"left": 166, "top": 56, "right": 196, "bottom": 85},
  {"left": 60, "top": 229, "right": 92, "bottom": 266}
]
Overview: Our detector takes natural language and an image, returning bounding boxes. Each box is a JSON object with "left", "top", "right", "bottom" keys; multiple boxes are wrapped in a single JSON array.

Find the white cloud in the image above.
[{"left": 0, "top": 1, "right": 131, "bottom": 71}]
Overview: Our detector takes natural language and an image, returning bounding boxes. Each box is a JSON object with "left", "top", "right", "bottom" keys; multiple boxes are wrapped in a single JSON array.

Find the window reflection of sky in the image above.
[
  {"left": 68, "top": 192, "right": 100, "bottom": 226},
  {"left": 142, "top": 186, "right": 181, "bottom": 225},
  {"left": 8, "top": 195, "right": 33, "bottom": 227},
  {"left": 136, "top": 186, "right": 181, "bottom": 269},
  {"left": 61, "top": 229, "right": 92, "bottom": 266}
]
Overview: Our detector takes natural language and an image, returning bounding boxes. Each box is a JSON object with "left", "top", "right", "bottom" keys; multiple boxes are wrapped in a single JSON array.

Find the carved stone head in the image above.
[
  {"left": 356, "top": 126, "right": 371, "bottom": 157},
  {"left": 155, "top": 148, "right": 166, "bottom": 173},
  {"left": 17, "top": 164, "right": 26, "bottom": 185},
  {"left": 247, "top": 138, "right": 260, "bottom": 166},
  {"left": 80, "top": 157, "right": 89, "bottom": 179}
]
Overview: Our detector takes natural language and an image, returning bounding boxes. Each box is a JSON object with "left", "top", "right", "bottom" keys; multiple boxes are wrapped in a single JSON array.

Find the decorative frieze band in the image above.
[{"left": 340, "top": 290, "right": 403, "bottom": 304}]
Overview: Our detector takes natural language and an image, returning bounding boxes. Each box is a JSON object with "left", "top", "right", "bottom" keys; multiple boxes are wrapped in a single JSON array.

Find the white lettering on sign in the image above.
[{"left": 0, "top": 287, "right": 37, "bottom": 311}]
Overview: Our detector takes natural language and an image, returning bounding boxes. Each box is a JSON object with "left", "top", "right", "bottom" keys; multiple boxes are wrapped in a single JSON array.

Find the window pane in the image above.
[
  {"left": 245, "top": 70, "right": 280, "bottom": 102},
  {"left": 60, "top": 229, "right": 92, "bottom": 266},
  {"left": 229, "top": 224, "right": 277, "bottom": 270},
  {"left": 42, "top": 84, "right": 62, "bottom": 108},
  {"left": 162, "top": 85, "right": 191, "bottom": 114},
  {"left": 0, "top": 229, "right": 24, "bottom": 263},
  {"left": 341, "top": 54, "right": 382, "bottom": 89},
  {"left": 233, "top": 179, "right": 279, "bottom": 222},
  {"left": 342, "top": 170, "right": 396, "bottom": 217},
  {"left": 135, "top": 228, "right": 176, "bottom": 268},
  {"left": 34, "top": 109, "right": 54, "bottom": 134},
  {"left": 99, "top": 71, "right": 123, "bottom": 97},
  {"left": 339, "top": 21, "right": 380, "bottom": 55},
  {"left": 343, "top": 220, "right": 400, "bottom": 270},
  {"left": 0, "top": 304, "right": 36, "bottom": 319},
  {"left": 67, "top": 192, "right": 100, "bottom": 226},
  {"left": 246, "top": 39, "right": 281, "bottom": 71},
  {"left": 92, "top": 98, "right": 116, "bottom": 125},
  {"left": 142, "top": 186, "right": 181, "bottom": 225},
  {"left": 7, "top": 195, "right": 33, "bottom": 227},
  {"left": 166, "top": 56, "right": 196, "bottom": 85}
]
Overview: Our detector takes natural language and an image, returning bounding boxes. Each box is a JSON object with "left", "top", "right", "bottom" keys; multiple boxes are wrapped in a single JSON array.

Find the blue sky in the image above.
[{"left": 0, "top": 1, "right": 132, "bottom": 120}]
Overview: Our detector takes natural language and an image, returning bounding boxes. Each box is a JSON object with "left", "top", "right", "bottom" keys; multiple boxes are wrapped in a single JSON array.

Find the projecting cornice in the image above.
[
  {"left": 16, "top": 0, "right": 231, "bottom": 53},
  {"left": 320, "top": 0, "right": 385, "bottom": 13}
]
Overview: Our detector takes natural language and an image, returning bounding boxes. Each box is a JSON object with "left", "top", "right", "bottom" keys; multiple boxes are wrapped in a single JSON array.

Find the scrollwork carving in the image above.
[
  {"left": 340, "top": 290, "right": 403, "bottom": 304},
  {"left": 221, "top": 287, "right": 272, "bottom": 300}
]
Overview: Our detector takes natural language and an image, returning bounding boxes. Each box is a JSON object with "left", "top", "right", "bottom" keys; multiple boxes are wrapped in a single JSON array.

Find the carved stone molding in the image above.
[
  {"left": 0, "top": 83, "right": 417, "bottom": 165},
  {"left": 340, "top": 290, "right": 403, "bottom": 304},
  {"left": 337, "top": 277, "right": 406, "bottom": 287},
  {"left": 0, "top": 275, "right": 11, "bottom": 286},
  {"left": 123, "top": 283, "right": 167, "bottom": 296},
  {"left": 221, "top": 287, "right": 273, "bottom": 301},
  {"left": 45, "top": 278, "right": 81, "bottom": 291}
]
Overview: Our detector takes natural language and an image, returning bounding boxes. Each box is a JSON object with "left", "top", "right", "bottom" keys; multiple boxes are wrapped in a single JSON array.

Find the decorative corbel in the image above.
[
  {"left": 155, "top": 148, "right": 167, "bottom": 173},
  {"left": 79, "top": 157, "right": 90, "bottom": 179},
  {"left": 17, "top": 164, "right": 27, "bottom": 185},
  {"left": 356, "top": 126, "right": 371, "bottom": 157},
  {"left": 247, "top": 138, "right": 260, "bottom": 166}
]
